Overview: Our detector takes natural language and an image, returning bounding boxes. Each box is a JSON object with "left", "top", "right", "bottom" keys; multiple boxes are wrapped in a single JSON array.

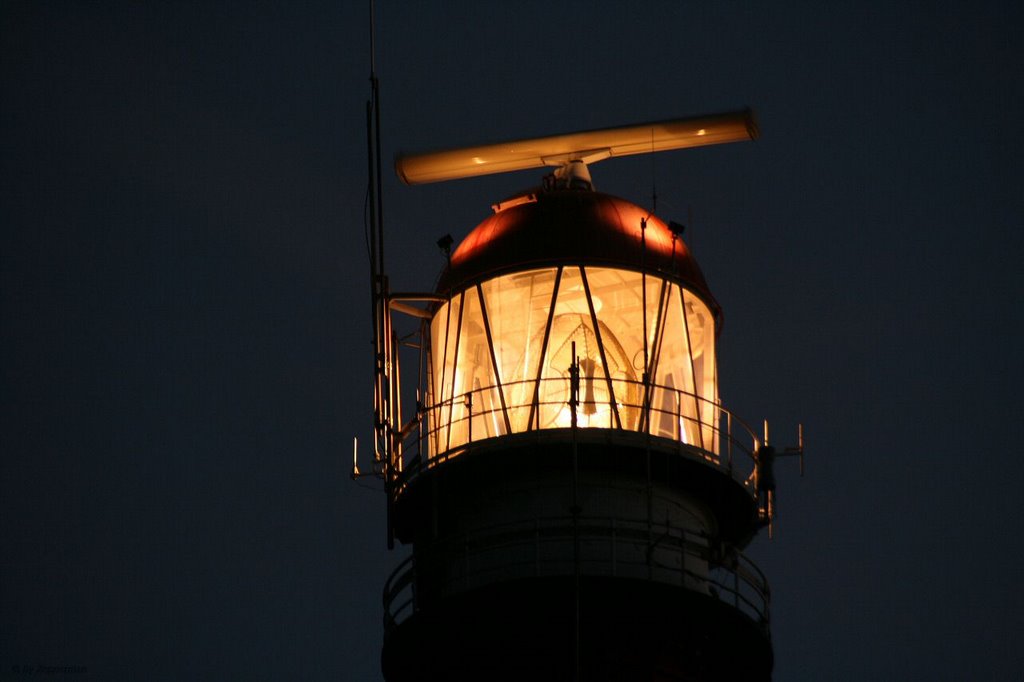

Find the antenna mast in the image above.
[{"left": 365, "top": 0, "right": 394, "bottom": 544}]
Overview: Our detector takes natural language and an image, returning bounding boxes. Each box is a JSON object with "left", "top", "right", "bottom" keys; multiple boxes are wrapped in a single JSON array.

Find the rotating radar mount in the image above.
[{"left": 360, "top": 105, "right": 805, "bottom": 682}]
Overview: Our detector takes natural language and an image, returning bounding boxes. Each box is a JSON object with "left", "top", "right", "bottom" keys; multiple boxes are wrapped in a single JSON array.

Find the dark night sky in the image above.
[{"left": 3, "top": 2, "right": 1023, "bottom": 680}]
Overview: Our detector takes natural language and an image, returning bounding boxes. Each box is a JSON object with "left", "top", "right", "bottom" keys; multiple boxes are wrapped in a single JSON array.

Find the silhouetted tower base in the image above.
[
  {"left": 384, "top": 576, "right": 770, "bottom": 681},
  {"left": 383, "top": 433, "right": 772, "bottom": 682}
]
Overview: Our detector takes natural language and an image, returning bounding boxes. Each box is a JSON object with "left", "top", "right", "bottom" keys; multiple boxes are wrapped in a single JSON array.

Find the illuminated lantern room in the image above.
[{"left": 427, "top": 190, "right": 721, "bottom": 458}]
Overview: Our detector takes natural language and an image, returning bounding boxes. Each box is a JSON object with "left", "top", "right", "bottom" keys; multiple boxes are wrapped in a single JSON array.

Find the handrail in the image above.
[
  {"left": 393, "top": 377, "right": 761, "bottom": 498},
  {"left": 382, "top": 516, "right": 770, "bottom": 637}
]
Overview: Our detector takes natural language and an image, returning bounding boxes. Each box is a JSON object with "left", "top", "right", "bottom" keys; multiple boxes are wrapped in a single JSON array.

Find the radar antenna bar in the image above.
[{"left": 395, "top": 109, "right": 758, "bottom": 185}]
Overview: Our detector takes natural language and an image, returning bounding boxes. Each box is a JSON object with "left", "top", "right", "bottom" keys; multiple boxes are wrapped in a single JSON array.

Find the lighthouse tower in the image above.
[{"left": 362, "top": 111, "right": 800, "bottom": 682}]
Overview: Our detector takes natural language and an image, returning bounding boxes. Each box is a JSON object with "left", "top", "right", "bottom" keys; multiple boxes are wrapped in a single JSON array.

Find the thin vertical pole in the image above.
[
  {"left": 727, "top": 411, "right": 733, "bottom": 474},
  {"left": 569, "top": 342, "right": 581, "bottom": 682},
  {"left": 477, "top": 283, "right": 512, "bottom": 435},
  {"left": 640, "top": 217, "right": 650, "bottom": 433},
  {"left": 676, "top": 389, "right": 683, "bottom": 445}
]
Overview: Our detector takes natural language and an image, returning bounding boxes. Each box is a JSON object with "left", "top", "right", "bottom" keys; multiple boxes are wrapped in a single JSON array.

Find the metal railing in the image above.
[
  {"left": 383, "top": 516, "right": 770, "bottom": 636},
  {"left": 394, "top": 377, "right": 762, "bottom": 496}
]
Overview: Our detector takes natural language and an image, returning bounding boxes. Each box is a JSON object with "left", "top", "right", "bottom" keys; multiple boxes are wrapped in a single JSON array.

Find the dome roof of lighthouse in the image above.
[{"left": 436, "top": 190, "right": 720, "bottom": 316}]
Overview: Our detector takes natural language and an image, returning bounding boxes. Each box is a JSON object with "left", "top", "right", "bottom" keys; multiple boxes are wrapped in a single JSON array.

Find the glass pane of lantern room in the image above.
[
  {"left": 447, "top": 286, "right": 505, "bottom": 448},
  {"left": 652, "top": 283, "right": 701, "bottom": 446},
  {"left": 430, "top": 292, "right": 463, "bottom": 455},
  {"left": 683, "top": 289, "right": 718, "bottom": 453},
  {"left": 583, "top": 268, "right": 646, "bottom": 431},
  {"left": 479, "top": 268, "right": 558, "bottom": 432},
  {"left": 537, "top": 267, "right": 592, "bottom": 430}
]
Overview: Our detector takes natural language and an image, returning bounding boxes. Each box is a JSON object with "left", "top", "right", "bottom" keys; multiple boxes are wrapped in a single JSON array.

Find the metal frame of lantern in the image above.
[{"left": 385, "top": 261, "right": 762, "bottom": 490}]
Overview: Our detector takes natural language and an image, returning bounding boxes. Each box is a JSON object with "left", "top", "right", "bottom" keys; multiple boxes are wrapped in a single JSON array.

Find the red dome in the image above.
[{"left": 437, "top": 190, "right": 720, "bottom": 317}]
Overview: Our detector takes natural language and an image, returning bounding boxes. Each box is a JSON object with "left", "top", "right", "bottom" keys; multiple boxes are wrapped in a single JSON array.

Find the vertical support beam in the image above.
[
  {"left": 527, "top": 267, "right": 563, "bottom": 431},
  {"left": 680, "top": 291, "right": 706, "bottom": 453},
  {"left": 476, "top": 283, "right": 513, "bottom": 436},
  {"left": 445, "top": 293, "right": 466, "bottom": 452},
  {"left": 580, "top": 267, "right": 622, "bottom": 430}
]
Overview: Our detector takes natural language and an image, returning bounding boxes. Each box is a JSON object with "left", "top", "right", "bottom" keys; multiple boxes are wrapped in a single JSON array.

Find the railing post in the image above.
[
  {"left": 696, "top": 395, "right": 706, "bottom": 452},
  {"left": 609, "top": 382, "right": 615, "bottom": 428},
  {"left": 727, "top": 411, "right": 733, "bottom": 474},
  {"left": 412, "top": 391, "right": 420, "bottom": 464},
  {"left": 676, "top": 389, "right": 683, "bottom": 446},
  {"left": 466, "top": 392, "right": 473, "bottom": 443}
]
